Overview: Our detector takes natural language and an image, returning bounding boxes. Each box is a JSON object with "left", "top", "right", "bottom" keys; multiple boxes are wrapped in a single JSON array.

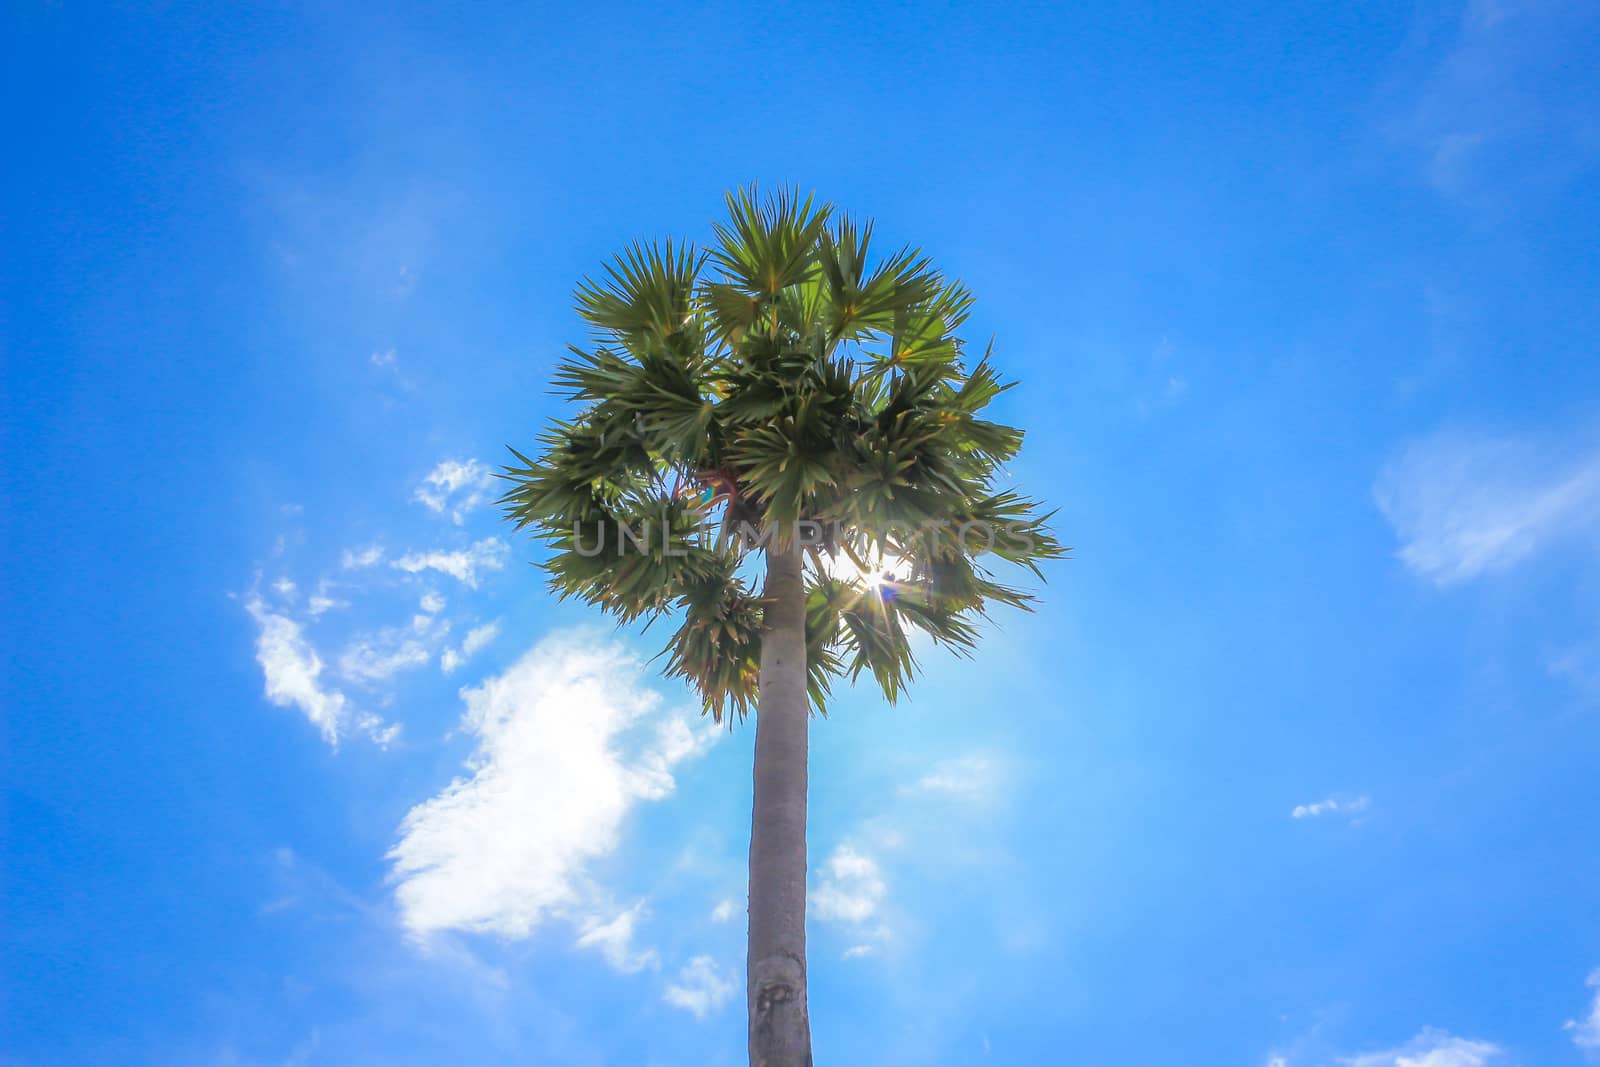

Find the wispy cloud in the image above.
[
  {"left": 1291, "top": 795, "right": 1372, "bottom": 821},
  {"left": 1338, "top": 1028, "right": 1504, "bottom": 1067},
  {"left": 574, "top": 902, "right": 657, "bottom": 974},
  {"left": 307, "top": 578, "right": 350, "bottom": 617},
  {"left": 390, "top": 538, "right": 508, "bottom": 588},
  {"left": 710, "top": 899, "right": 736, "bottom": 924},
  {"left": 242, "top": 478, "right": 511, "bottom": 749},
  {"left": 341, "top": 545, "right": 385, "bottom": 570},
  {"left": 388, "top": 632, "right": 716, "bottom": 966},
  {"left": 662, "top": 955, "right": 737, "bottom": 1019},
  {"left": 245, "top": 595, "right": 349, "bottom": 745},
  {"left": 414, "top": 459, "right": 496, "bottom": 525},
  {"left": 1568, "top": 968, "right": 1600, "bottom": 1055},
  {"left": 902, "top": 755, "right": 998, "bottom": 798},
  {"left": 338, "top": 629, "right": 433, "bottom": 684},
  {"left": 1269, "top": 1024, "right": 1507, "bottom": 1067},
  {"left": 441, "top": 620, "right": 501, "bottom": 674},
  {"left": 1549, "top": 642, "right": 1600, "bottom": 699},
  {"left": 1374, "top": 428, "right": 1600, "bottom": 586},
  {"left": 244, "top": 594, "right": 396, "bottom": 748},
  {"left": 1383, "top": 0, "right": 1599, "bottom": 206},
  {"left": 811, "top": 845, "right": 886, "bottom": 924}
]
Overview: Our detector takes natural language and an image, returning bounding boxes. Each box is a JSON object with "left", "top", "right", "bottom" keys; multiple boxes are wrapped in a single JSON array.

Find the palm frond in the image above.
[
  {"left": 575, "top": 239, "right": 703, "bottom": 345},
  {"left": 708, "top": 185, "right": 833, "bottom": 301}
]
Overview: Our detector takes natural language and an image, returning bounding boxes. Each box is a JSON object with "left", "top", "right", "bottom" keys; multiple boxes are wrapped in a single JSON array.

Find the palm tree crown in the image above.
[{"left": 501, "top": 186, "right": 1064, "bottom": 720}]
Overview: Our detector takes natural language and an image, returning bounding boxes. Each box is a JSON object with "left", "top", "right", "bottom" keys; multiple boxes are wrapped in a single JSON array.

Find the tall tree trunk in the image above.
[{"left": 747, "top": 543, "right": 813, "bottom": 1066}]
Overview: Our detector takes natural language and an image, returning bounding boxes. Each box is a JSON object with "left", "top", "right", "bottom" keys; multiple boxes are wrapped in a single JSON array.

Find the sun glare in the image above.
[{"left": 822, "top": 549, "right": 911, "bottom": 591}]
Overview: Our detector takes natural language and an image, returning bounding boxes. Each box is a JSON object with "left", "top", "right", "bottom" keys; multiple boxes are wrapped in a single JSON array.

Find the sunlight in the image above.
[{"left": 820, "top": 548, "right": 912, "bottom": 591}]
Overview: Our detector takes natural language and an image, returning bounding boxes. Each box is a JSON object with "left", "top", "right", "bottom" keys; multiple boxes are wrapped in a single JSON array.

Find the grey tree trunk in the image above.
[{"left": 747, "top": 543, "right": 813, "bottom": 1066}]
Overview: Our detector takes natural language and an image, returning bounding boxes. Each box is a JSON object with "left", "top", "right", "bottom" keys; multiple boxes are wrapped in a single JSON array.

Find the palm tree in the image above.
[{"left": 500, "top": 187, "right": 1063, "bottom": 1066}]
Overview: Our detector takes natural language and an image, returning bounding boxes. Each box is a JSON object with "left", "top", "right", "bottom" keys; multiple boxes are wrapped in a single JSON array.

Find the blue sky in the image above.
[{"left": 4, "top": 1, "right": 1600, "bottom": 1064}]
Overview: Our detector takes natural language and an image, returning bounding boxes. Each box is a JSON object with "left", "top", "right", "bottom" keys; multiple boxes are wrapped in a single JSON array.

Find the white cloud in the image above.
[
  {"left": 441, "top": 620, "right": 501, "bottom": 674},
  {"left": 414, "top": 459, "right": 496, "bottom": 524},
  {"left": 341, "top": 544, "right": 385, "bottom": 570},
  {"left": 1374, "top": 429, "right": 1600, "bottom": 586},
  {"left": 663, "top": 956, "right": 737, "bottom": 1019},
  {"left": 419, "top": 591, "right": 446, "bottom": 615},
  {"left": 1568, "top": 968, "right": 1600, "bottom": 1055},
  {"left": 388, "top": 633, "right": 716, "bottom": 960},
  {"left": 1339, "top": 1029, "right": 1504, "bottom": 1067},
  {"left": 903, "top": 755, "right": 997, "bottom": 798},
  {"left": 355, "top": 712, "right": 402, "bottom": 749},
  {"left": 244, "top": 596, "right": 395, "bottom": 748},
  {"left": 1292, "top": 795, "right": 1372, "bottom": 821},
  {"left": 306, "top": 583, "right": 348, "bottom": 617},
  {"left": 338, "top": 631, "right": 432, "bottom": 684},
  {"left": 811, "top": 845, "right": 886, "bottom": 925},
  {"left": 710, "top": 899, "right": 736, "bottom": 924},
  {"left": 627, "top": 714, "right": 716, "bottom": 800},
  {"left": 574, "top": 902, "right": 657, "bottom": 973},
  {"left": 245, "top": 596, "right": 348, "bottom": 745},
  {"left": 368, "top": 348, "right": 419, "bottom": 391},
  {"left": 391, "top": 538, "right": 508, "bottom": 588}
]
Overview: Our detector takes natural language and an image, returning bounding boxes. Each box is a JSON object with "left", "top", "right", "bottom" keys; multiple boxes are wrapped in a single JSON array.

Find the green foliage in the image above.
[{"left": 502, "top": 185, "right": 1066, "bottom": 722}]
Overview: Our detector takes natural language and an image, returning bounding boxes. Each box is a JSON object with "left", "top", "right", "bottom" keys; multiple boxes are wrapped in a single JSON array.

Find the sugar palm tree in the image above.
[{"left": 501, "top": 187, "right": 1063, "bottom": 1066}]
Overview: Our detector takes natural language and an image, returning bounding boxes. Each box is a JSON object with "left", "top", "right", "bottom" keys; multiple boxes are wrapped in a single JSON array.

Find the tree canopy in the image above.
[{"left": 501, "top": 187, "right": 1064, "bottom": 720}]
